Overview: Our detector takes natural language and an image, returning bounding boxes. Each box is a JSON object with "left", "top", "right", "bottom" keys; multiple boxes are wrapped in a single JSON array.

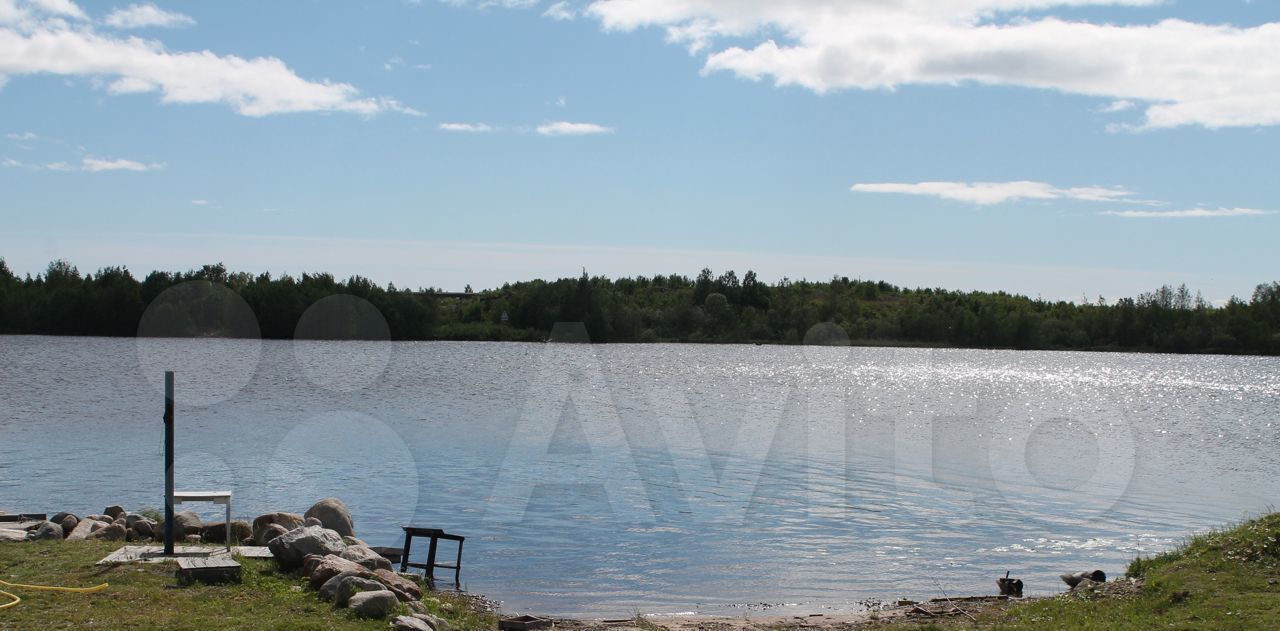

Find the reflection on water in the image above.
[{"left": 1, "top": 336, "right": 1278, "bottom": 616}]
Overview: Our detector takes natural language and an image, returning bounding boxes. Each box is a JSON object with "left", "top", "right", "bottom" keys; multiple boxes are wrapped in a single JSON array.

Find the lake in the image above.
[{"left": 1, "top": 335, "right": 1277, "bottom": 616}]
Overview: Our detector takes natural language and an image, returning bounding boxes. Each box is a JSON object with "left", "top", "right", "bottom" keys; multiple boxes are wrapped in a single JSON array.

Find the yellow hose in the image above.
[{"left": 0, "top": 580, "right": 108, "bottom": 610}]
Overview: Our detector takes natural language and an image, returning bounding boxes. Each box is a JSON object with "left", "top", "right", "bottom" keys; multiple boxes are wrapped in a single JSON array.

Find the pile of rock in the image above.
[
  {"left": 2, "top": 506, "right": 164, "bottom": 543},
  {"left": 264, "top": 498, "right": 440, "bottom": 622}
]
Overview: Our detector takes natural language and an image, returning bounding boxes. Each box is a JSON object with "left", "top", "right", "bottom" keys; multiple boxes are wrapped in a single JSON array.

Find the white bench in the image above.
[{"left": 173, "top": 491, "right": 232, "bottom": 551}]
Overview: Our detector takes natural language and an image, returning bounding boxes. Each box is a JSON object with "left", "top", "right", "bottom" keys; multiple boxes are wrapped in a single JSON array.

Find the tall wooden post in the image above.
[{"left": 164, "top": 371, "right": 175, "bottom": 555}]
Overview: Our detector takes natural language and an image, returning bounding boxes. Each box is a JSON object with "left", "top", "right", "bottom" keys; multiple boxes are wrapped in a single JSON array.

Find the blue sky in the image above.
[{"left": 1, "top": 0, "right": 1277, "bottom": 302}]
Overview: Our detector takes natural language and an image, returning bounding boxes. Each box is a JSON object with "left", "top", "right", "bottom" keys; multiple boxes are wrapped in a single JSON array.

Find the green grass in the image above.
[
  {"left": 0, "top": 540, "right": 495, "bottom": 631},
  {"left": 872, "top": 513, "right": 1280, "bottom": 630}
]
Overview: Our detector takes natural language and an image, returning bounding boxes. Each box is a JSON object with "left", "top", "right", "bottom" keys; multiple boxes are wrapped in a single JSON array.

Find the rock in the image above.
[
  {"left": 304, "top": 498, "right": 355, "bottom": 537},
  {"left": 88, "top": 520, "right": 109, "bottom": 533},
  {"left": 29, "top": 521, "right": 64, "bottom": 541},
  {"left": 86, "top": 514, "right": 106, "bottom": 522},
  {"left": 373, "top": 568, "right": 424, "bottom": 602},
  {"left": 1070, "top": 578, "right": 1101, "bottom": 593},
  {"left": 268, "top": 525, "right": 347, "bottom": 570},
  {"left": 51, "top": 511, "right": 76, "bottom": 524},
  {"left": 307, "top": 555, "right": 368, "bottom": 590},
  {"left": 392, "top": 616, "right": 436, "bottom": 631},
  {"left": 184, "top": 534, "right": 203, "bottom": 543},
  {"left": 305, "top": 517, "right": 323, "bottom": 528},
  {"left": 347, "top": 589, "right": 397, "bottom": 619},
  {"left": 340, "top": 544, "right": 393, "bottom": 572},
  {"left": 257, "top": 523, "right": 289, "bottom": 545},
  {"left": 1060, "top": 570, "right": 1107, "bottom": 589},
  {"left": 173, "top": 511, "right": 202, "bottom": 535},
  {"left": 342, "top": 535, "right": 368, "bottom": 547},
  {"left": 335, "top": 576, "right": 385, "bottom": 608},
  {"left": 251, "top": 512, "right": 305, "bottom": 544},
  {"left": 406, "top": 601, "right": 430, "bottom": 615},
  {"left": 65, "top": 520, "right": 95, "bottom": 541},
  {"left": 104, "top": 506, "right": 126, "bottom": 520},
  {"left": 59, "top": 514, "right": 79, "bottom": 537},
  {"left": 88, "top": 523, "right": 126, "bottom": 541},
  {"left": 413, "top": 614, "right": 451, "bottom": 631},
  {"left": 132, "top": 518, "right": 156, "bottom": 538},
  {"left": 201, "top": 520, "right": 252, "bottom": 544},
  {"left": 1, "top": 529, "right": 28, "bottom": 543},
  {"left": 318, "top": 570, "right": 370, "bottom": 601}
]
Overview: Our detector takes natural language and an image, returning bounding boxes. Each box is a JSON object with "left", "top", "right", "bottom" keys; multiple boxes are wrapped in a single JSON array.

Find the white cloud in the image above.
[
  {"left": 5, "top": 130, "right": 35, "bottom": 140},
  {"left": 28, "top": 0, "right": 84, "bottom": 20},
  {"left": 1100, "top": 208, "right": 1276, "bottom": 219},
  {"left": 190, "top": 199, "right": 209, "bottom": 205},
  {"left": 1098, "top": 100, "right": 1135, "bottom": 113},
  {"left": 578, "top": 0, "right": 1280, "bottom": 129},
  {"left": 1, "top": 155, "right": 162, "bottom": 171},
  {"left": 0, "top": 9, "right": 413, "bottom": 117},
  {"left": 442, "top": 0, "right": 540, "bottom": 9},
  {"left": 439, "top": 122, "right": 495, "bottom": 132},
  {"left": 851, "top": 180, "right": 1140, "bottom": 206},
  {"left": 536, "top": 120, "right": 613, "bottom": 136},
  {"left": 103, "top": 3, "right": 194, "bottom": 29},
  {"left": 544, "top": 1, "right": 576, "bottom": 20},
  {"left": 82, "top": 156, "right": 160, "bottom": 171}
]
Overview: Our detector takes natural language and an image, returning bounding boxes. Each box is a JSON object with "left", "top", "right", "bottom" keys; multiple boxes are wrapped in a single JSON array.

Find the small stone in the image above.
[
  {"left": 104, "top": 506, "right": 126, "bottom": 520},
  {"left": 348, "top": 589, "right": 397, "bottom": 618}
]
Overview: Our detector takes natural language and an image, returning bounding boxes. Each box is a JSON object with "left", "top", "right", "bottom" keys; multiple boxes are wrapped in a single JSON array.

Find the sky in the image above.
[{"left": 1, "top": 0, "right": 1277, "bottom": 302}]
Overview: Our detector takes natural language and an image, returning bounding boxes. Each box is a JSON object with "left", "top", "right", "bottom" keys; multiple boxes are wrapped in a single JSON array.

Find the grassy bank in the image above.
[
  {"left": 0, "top": 540, "right": 494, "bottom": 631},
  {"left": 874, "top": 513, "right": 1280, "bottom": 630}
]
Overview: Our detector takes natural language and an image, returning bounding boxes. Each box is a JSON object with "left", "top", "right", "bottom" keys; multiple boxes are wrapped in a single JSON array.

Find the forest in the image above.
[{"left": 1, "top": 258, "right": 1277, "bottom": 355}]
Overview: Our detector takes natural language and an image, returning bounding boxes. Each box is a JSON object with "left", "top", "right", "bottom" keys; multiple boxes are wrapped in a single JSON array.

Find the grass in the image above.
[
  {"left": 867, "top": 512, "right": 1280, "bottom": 630},
  {"left": 0, "top": 540, "right": 496, "bottom": 631}
]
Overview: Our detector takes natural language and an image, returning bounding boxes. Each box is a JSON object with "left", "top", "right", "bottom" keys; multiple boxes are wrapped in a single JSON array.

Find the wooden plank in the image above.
[
  {"left": 232, "top": 546, "right": 274, "bottom": 559},
  {"left": 176, "top": 556, "right": 242, "bottom": 585}
]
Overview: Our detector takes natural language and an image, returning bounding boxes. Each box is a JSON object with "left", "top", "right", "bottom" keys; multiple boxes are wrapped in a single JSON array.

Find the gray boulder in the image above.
[
  {"left": 29, "top": 521, "right": 64, "bottom": 541},
  {"left": 318, "top": 570, "right": 368, "bottom": 602},
  {"left": 88, "top": 523, "right": 126, "bottom": 541},
  {"left": 304, "top": 517, "right": 323, "bottom": 528},
  {"left": 1, "top": 529, "right": 28, "bottom": 543},
  {"left": 412, "top": 613, "right": 451, "bottom": 631},
  {"left": 172, "top": 511, "right": 202, "bottom": 535},
  {"left": 392, "top": 616, "right": 436, "bottom": 631},
  {"left": 267, "top": 525, "right": 347, "bottom": 569},
  {"left": 132, "top": 518, "right": 156, "bottom": 539},
  {"left": 347, "top": 589, "right": 397, "bottom": 618},
  {"left": 340, "top": 544, "right": 393, "bottom": 572},
  {"left": 104, "top": 506, "right": 126, "bottom": 520},
  {"left": 304, "top": 498, "right": 355, "bottom": 537},
  {"left": 1060, "top": 570, "right": 1107, "bottom": 589},
  {"left": 335, "top": 576, "right": 385, "bottom": 608}
]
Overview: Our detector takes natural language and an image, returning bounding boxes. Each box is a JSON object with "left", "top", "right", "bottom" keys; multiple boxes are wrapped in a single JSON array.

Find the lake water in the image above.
[{"left": 1, "top": 335, "right": 1277, "bottom": 617}]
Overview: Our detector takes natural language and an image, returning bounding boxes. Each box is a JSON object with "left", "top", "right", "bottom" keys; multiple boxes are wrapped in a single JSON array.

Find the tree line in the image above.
[{"left": 1, "top": 258, "right": 1277, "bottom": 355}]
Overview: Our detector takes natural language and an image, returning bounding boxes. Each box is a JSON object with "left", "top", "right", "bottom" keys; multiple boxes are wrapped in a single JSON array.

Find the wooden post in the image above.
[{"left": 164, "top": 371, "right": 175, "bottom": 555}]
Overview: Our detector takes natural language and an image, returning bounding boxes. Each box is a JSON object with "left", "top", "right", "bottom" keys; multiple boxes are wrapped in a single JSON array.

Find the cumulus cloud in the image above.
[
  {"left": 577, "top": 0, "right": 1280, "bottom": 129},
  {"left": 536, "top": 121, "right": 613, "bottom": 136},
  {"left": 439, "top": 122, "right": 495, "bottom": 132},
  {"left": 104, "top": 3, "right": 195, "bottom": 29},
  {"left": 5, "top": 130, "right": 35, "bottom": 140},
  {"left": 1100, "top": 208, "right": 1276, "bottom": 219},
  {"left": 851, "top": 180, "right": 1140, "bottom": 206},
  {"left": 0, "top": 1, "right": 414, "bottom": 117}
]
